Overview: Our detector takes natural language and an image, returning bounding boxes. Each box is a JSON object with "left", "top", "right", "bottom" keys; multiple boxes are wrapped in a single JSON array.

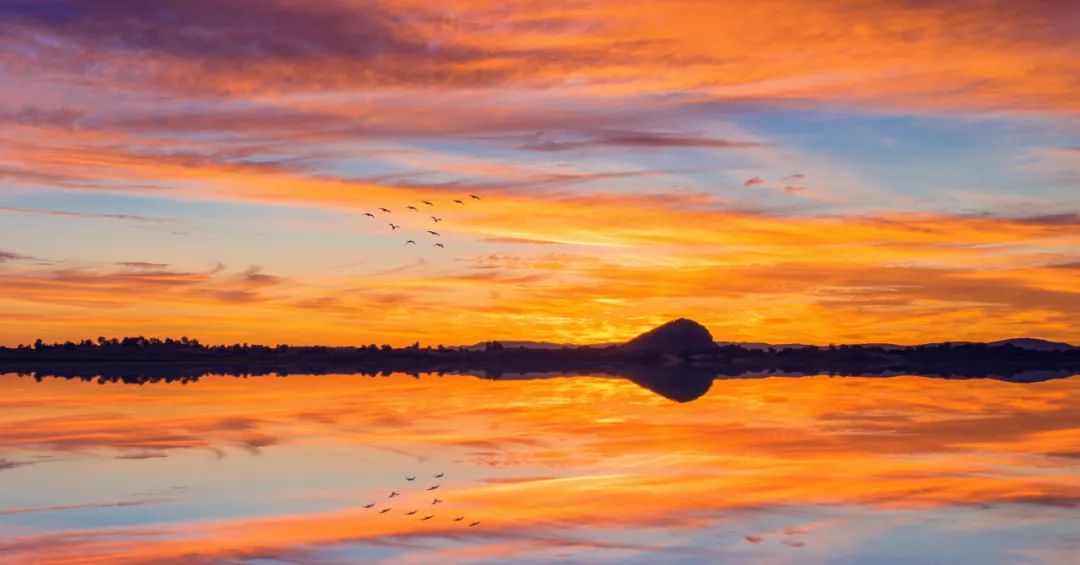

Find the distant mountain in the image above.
[
  {"left": 988, "top": 338, "right": 1075, "bottom": 351},
  {"left": 719, "top": 338, "right": 1074, "bottom": 352},
  {"left": 459, "top": 341, "right": 617, "bottom": 351},
  {"left": 716, "top": 341, "right": 811, "bottom": 351},
  {"left": 460, "top": 340, "right": 574, "bottom": 351},
  {"left": 622, "top": 318, "right": 717, "bottom": 354}
]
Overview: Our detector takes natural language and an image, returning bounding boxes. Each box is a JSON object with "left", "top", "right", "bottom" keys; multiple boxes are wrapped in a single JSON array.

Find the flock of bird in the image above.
[
  {"left": 364, "top": 194, "right": 481, "bottom": 249},
  {"left": 362, "top": 472, "right": 480, "bottom": 527}
]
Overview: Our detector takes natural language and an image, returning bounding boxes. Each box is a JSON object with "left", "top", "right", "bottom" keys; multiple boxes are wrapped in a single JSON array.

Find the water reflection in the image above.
[{"left": 0, "top": 371, "right": 1077, "bottom": 564}]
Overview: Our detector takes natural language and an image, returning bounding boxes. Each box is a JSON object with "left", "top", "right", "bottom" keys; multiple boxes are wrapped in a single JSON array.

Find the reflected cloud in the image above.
[{"left": 0, "top": 372, "right": 1076, "bottom": 562}]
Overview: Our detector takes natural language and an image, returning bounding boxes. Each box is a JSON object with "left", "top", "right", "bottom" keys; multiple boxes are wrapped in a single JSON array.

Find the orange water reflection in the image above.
[{"left": 0, "top": 373, "right": 1077, "bottom": 563}]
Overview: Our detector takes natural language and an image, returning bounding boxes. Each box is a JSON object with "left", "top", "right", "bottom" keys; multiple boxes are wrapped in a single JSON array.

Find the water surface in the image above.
[{"left": 0, "top": 372, "right": 1077, "bottom": 564}]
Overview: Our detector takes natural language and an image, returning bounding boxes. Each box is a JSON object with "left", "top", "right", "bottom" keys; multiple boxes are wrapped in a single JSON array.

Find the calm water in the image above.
[{"left": 0, "top": 372, "right": 1077, "bottom": 564}]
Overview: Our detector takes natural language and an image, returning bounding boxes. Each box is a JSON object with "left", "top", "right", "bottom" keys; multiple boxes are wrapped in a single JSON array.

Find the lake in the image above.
[{"left": 0, "top": 372, "right": 1077, "bottom": 564}]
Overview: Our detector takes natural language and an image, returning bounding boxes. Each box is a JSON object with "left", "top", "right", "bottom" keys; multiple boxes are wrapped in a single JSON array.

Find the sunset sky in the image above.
[{"left": 0, "top": 0, "right": 1077, "bottom": 346}]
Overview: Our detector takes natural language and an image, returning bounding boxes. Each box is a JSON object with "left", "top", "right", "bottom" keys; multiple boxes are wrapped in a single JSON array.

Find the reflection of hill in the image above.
[
  {"left": 618, "top": 365, "right": 716, "bottom": 402},
  {"left": 3, "top": 360, "right": 1077, "bottom": 404}
]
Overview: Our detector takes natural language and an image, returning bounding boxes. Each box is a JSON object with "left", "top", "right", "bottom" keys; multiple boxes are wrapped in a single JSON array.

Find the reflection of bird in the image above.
[
  {"left": 363, "top": 212, "right": 375, "bottom": 218},
  {"left": 431, "top": 216, "right": 442, "bottom": 223},
  {"left": 434, "top": 473, "right": 444, "bottom": 478},
  {"left": 389, "top": 224, "right": 400, "bottom": 230},
  {"left": 453, "top": 199, "right": 464, "bottom": 205},
  {"left": 427, "top": 485, "right": 440, "bottom": 491},
  {"left": 427, "top": 231, "right": 440, "bottom": 236},
  {"left": 405, "top": 240, "right": 416, "bottom": 245},
  {"left": 421, "top": 515, "right": 434, "bottom": 520},
  {"left": 453, "top": 516, "right": 464, "bottom": 522},
  {"left": 406, "top": 510, "right": 418, "bottom": 515},
  {"left": 379, "top": 208, "right": 391, "bottom": 213},
  {"left": 434, "top": 243, "right": 444, "bottom": 248},
  {"left": 469, "top": 521, "right": 480, "bottom": 527},
  {"left": 363, "top": 503, "right": 375, "bottom": 509},
  {"left": 380, "top": 508, "right": 392, "bottom": 514},
  {"left": 432, "top": 498, "right": 442, "bottom": 505},
  {"left": 422, "top": 200, "right": 434, "bottom": 206},
  {"left": 407, "top": 206, "right": 418, "bottom": 211},
  {"left": 469, "top": 195, "right": 480, "bottom": 200},
  {"left": 405, "top": 476, "right": 415, "bottom": 481},
  {"left": 389, "top": 491, "right": 400, "bottom": 498}
]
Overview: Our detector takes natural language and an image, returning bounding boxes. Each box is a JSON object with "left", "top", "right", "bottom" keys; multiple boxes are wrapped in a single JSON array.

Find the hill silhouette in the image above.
[{"left": 621, "top": 318, "right": 717, "bottom": 354}]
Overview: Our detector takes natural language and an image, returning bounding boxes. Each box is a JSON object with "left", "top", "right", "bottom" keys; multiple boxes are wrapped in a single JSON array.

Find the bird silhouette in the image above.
[
  {"left": 432, "top": 498, "right": 443, "bottom": 505},
  {"left": 363, "top": 212, "right": 375, "bottom": 218},
  {"left": 427, "top": 231, "right": 440, "bottom": 236},
  {"left": 405, "top": 240, "right": 416, "bottom": 245},
  {"left": 427, "top": 485, "right": 440, "bottom": 491},
  {"left": 469, "top": 521, "right": 480, "bottom": 527},
  {"left": 389, "top": 223, "right": 400, "bottom": 230},
  {"left": 406, "top": 510, "right": 418, "bottom": 515},
  {"left": 434, "top": 473, "right": 444, "bottom": 478},
  {"left": 407, "top": 206, "right": 418, "bottom": 211},
  {"left": 421, "top": 515, "right": 434, "bottom": 520},
  {"left": 363, "top": 503, "right": 375, "bottom": 509},
  {"left": 422, "top": 200, "right": 434, "bottom": 206},
  {"left": 453, "top": 199, "right": 464, "bottom": 205},
  {"left": 453, "top": 516, "right": 464, "bottom": 522},
  {"left": 405, "top": 476, "right": 416, "bottom": 481},
  {"left": 379, "top": 208, "right": 391, "bottom": 213},
  {"left": 431, "top": 216, "right": 442, "bottom": 222},
  {"left": 469, "top": 195, "right": 480, "bottom": 200},
  {"left": 389, "top": 491, "right": 400, "bottom": 498},
  {"left": 380, "top": 508, "right": 392, "bottom": 514},
  {"left": 434, "top": 243, "right": 444, "bottom": 248}
]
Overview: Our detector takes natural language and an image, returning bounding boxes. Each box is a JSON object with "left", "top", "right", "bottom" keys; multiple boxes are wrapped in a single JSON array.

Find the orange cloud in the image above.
[
  {"left": 0, "top": 1, "right": 1076, "bottom": 347},
  {"left": 2, "top": 0, "right": 1073, "bottom": 113}
]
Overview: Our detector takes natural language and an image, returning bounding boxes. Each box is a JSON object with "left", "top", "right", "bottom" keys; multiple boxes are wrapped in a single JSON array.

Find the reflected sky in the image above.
[{"left": 0, "top": 372, "right": 1077, "bottom": 564}]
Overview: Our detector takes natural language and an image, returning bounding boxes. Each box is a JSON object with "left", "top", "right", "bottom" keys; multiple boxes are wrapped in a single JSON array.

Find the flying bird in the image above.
[
  {"left": 421, "top": 515, "right": 434, "bottom": 520},
  {"left": 453, "top": 199, "right": 464, "bottom": 205},
  {"left": 407, "top": 206, "right": 418, "bottom": 211},
  {"left": 389, "top": 224, "right": 400, "bottom": 230},
  {"left": 379, "top": 208, "right": 391, "bottom": 213},
  {"left": 405, "top": 240, "right": 416, "bottom": 245},
  {"left": 422, "top": 200, "right": 434, "bottom": 206},
  {"left": 469, "top": 195, "right": 480, "bottom": 200},
  {"left": 427, "top": 231, "right": 440, "bottom": 236},
  {"left": 434, "top": 473, "right": 444, "bottom": 478},
  {"left": 380, "top": 508, "right": 392, "bottom": 514},
  {"left": 431, "top": 216, "right": 442, "bottom": 222},
  {"left": 405, "top": 476, "right": 415, "bottom": 481},
  {"left": 453, "top": 516, "right": 464, "bottom": 522},
  {"left": 363, "top": 212, "right": 375, "bottom": 218},
  {"left": 427, "top": 485, "right": 440, "bottom": 491},
  {"left": 434, "top": 243, "right": 444, "bottom": 248},
  {"left": 406, "top": 510, "right": 418, "bottom": 515},
  {"left": 389, "top": 491, "right": 400, "bottom": 498},
  {"left": 432, "top": 498, "right": 442, "bottom": 505},
  {"left": 363, "top": 503, "right": 375, "bottom": 509},
  {"left": 469, "top": 521, "right": 480, "bottom": 527}
]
